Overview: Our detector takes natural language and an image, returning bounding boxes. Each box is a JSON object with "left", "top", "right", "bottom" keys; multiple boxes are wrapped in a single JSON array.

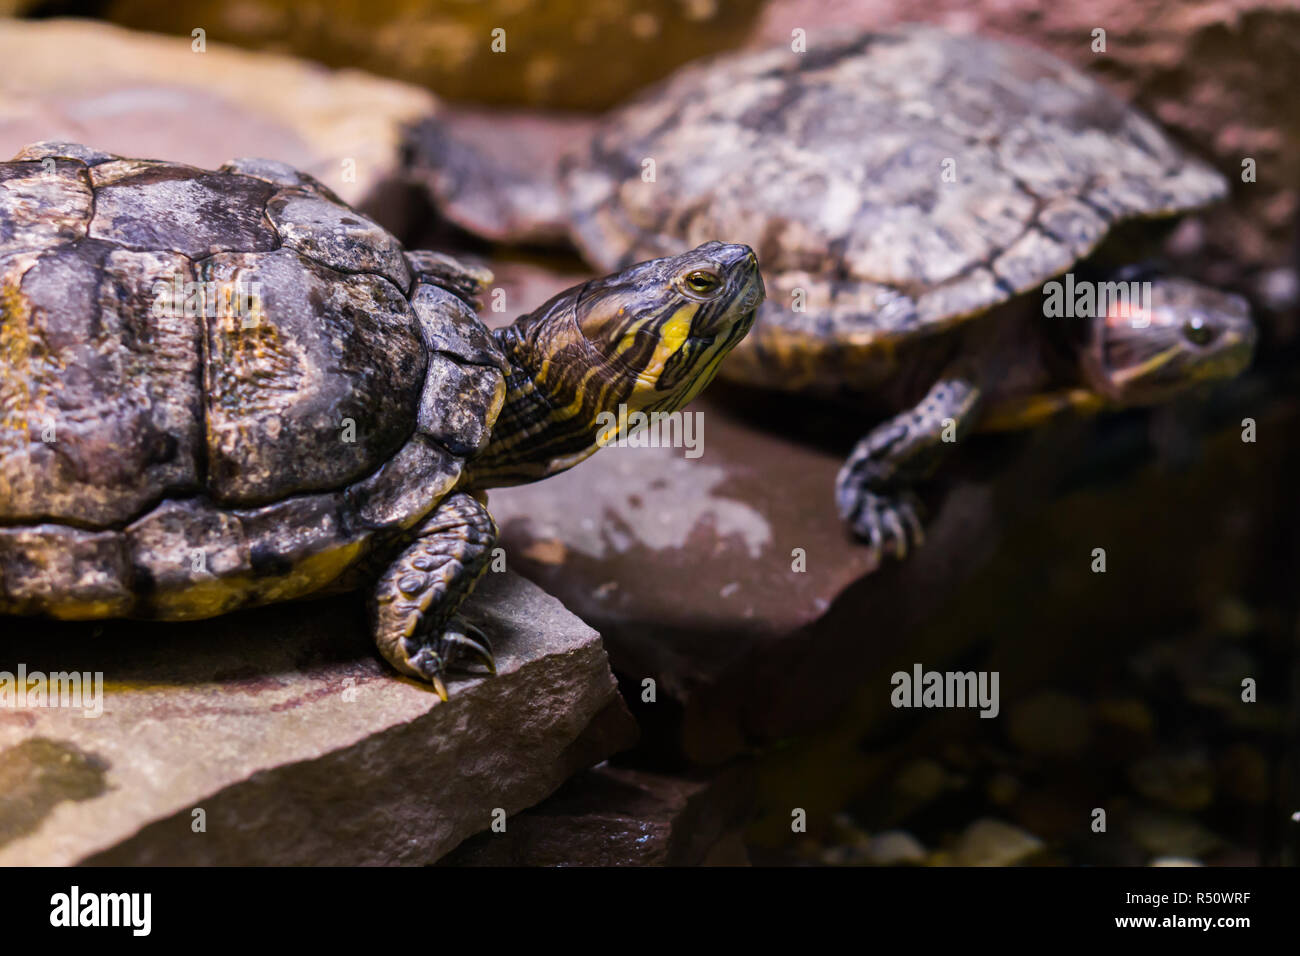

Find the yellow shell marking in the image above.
[{"left": 148, "top": 539, "right": 365, "bottom": 620}]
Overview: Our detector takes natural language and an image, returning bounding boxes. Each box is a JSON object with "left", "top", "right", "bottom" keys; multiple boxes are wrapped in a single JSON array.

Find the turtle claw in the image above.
[
  {"left": 441, "top": 621, "right": 497, "bottom": 676},
  {"left": 397, "top": 624, "right": 495, "bottom": 697},
  {"left": 403, "top": 642, "right": 451, "bottom": 699},
  {"left": 457, "top": 619, "right": 493, "bottom": 656},
  {"left": 841, "top": 489, "right": 925, "bottom": 564}
]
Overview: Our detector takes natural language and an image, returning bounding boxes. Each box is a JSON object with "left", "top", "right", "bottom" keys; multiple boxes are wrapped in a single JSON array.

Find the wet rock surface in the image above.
[
  {"left": 0, "top": 571, "right": 636, "bottom": 865},
  {"left": 0, "top": 18, "right": 437, "bottom": 227},
  {"left": 440, "top": 762, "right": 755, "bottom": 866}
]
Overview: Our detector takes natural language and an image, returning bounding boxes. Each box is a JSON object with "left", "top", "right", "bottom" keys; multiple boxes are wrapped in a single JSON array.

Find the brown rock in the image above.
[
  {"left": 0, "top": 571, "right": 636, "bottom": 865},
  {"left": 103, "top": 0, "right": 764, "bottom": 111},
  {"left": 1127, "top": 809, "right": 1224, "bottom": 859},
  {"left": 0, "top": 18, "right": 437, "bottom": 228},
  {"left": 949, "top": 818, "right": 1045, "bottom": 867},
  {"left": 862, "top": 830, "right": 927, "bottom": 866},
  {"left": 439, "top": 762, "right": 755, "bottom": 866}
]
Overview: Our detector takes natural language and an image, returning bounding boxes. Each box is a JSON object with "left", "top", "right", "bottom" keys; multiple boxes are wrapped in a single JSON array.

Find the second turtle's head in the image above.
[
  {"left": 468, "top": 242, "right": 763, "bottom": 487},
  {"left": 1079, "top": 276, "right": 1256, "bottom": 405}
]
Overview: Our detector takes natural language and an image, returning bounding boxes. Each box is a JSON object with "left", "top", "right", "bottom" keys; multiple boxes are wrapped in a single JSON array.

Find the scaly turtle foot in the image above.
[{"left": 838, "top": 488, "right": 925, "bottom": 563}]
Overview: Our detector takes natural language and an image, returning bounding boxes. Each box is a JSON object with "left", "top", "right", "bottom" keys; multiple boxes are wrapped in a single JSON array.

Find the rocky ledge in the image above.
[{"left": 0, "top": 571, "right": 636, "bottom": 865}]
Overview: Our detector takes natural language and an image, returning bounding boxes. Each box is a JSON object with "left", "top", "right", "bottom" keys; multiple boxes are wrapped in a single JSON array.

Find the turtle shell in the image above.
[
  {"left": 564, "top": 26, "right": 1227, "bottom": 379},
  {"left": 0, "top": 142, "right": 505, "bottom": 620}
]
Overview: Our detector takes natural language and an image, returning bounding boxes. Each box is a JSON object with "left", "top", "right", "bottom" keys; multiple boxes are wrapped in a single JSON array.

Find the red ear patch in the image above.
[{"left": 1105, "top": 298, "right": 1154, "bottom": 331}]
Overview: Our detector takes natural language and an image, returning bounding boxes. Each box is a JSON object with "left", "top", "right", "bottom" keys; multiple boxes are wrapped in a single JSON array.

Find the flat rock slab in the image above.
[
  {"left": 441, "top": 762, "right": 755, "bottom": 866},
  {"left": 0, "top": 571, "right": 636, "bottom": 865},
  {"left": 0, "top": 18, "right": 437, "bottom": 225}
]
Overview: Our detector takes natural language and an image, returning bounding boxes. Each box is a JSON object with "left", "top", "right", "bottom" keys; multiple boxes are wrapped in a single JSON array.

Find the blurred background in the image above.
[{"left": 0, "top": 1, "right": 1294, "bottom": 866}]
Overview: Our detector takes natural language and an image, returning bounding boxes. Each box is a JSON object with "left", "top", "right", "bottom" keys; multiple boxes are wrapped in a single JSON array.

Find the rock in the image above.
[
  {"left": 439, "top": 762, "right": 754, "bottom": 866},
  {"left": 407, "top": 110, "right": 599, "bottom": 245},
  {"left": 1129, "top": 752, "right": 1215, "bottom": 811},
  {"left": 0, "top": 571, "right": 636, "bottom": 865},
  {"left": 1127, "top": 810, "right": 1224, "bottom": 859},
  {"left": 102, "top": 0, "right": 764, "bottom": 111},
  {"left": 814, "top": 821, "right": 928, "bottom": 866},
  {"left": 1006, "top": 692, "right": 1093, "bottom": 757},
  {"left": 863, "top": 830, "right": 928, "bottom": 866},
  {"left": 950, "top": 819, "right": 1045, "bottom": 867},
  {"left": 0, "top": 18, "right": 437, "bottom": 229}
]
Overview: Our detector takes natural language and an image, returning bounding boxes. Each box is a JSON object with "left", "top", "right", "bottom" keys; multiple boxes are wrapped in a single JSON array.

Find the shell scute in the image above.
[
  {"left": 88, "top": 161, "right": 278, "bottom": 258},
  {"left": 0, "top": 239, "right": 203, "bottom": 526},
  {"left": 0, "top": 160, "right": 93, "bottom": 256},
  {"left": 200, "top": 246, "right": 426, "bottom": 505}
]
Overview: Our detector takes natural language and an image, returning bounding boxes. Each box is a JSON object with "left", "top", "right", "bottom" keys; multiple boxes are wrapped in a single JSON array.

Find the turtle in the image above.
[
  {"left": 409, "top": 25, "right": 1257, "bottom": 564},
  {"left": 0, "top": 141, "right": 763, "bottom": 694}
]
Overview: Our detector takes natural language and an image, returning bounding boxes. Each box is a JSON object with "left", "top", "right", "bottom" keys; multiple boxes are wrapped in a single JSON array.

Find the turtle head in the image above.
[
  {"left": 573, "top": 241, "right": 764, "bottom": 410},
  {"left": 1079, "top": 276, "right": 1256, "bottom": 406},
  {"left": 467, "top": 242, "right": 763, "bottom": 487}
]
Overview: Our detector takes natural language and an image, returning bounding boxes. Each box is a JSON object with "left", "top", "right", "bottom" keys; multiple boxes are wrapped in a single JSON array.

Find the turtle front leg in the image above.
[
  {"left": 371, "top": 491, "right": 498, "bottom": 697},
  {"left": 836, "top": 373, "right": 981, "bottom": 563}
]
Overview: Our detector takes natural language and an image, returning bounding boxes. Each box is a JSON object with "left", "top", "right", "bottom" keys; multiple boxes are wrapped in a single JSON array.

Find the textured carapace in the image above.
[{"left": 0, "top": 141, "right": 505, "bottom": 621}]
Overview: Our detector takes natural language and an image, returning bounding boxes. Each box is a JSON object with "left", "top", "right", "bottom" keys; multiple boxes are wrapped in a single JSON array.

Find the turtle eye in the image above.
[
  {"left": 1183, "top": 316, "right": 1218, "bottom": 346},
  {"left": 683, "top": 269, "right": 721, "bottom": 296}
]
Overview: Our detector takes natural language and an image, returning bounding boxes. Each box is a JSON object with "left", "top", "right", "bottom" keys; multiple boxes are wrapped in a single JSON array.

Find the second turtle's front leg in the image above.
[
  {"left": 835, "top": 374, "right": 981, "bottom": 563},
  {"left": 371, "top": 491, "right": 498, "bottom": 697}
]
